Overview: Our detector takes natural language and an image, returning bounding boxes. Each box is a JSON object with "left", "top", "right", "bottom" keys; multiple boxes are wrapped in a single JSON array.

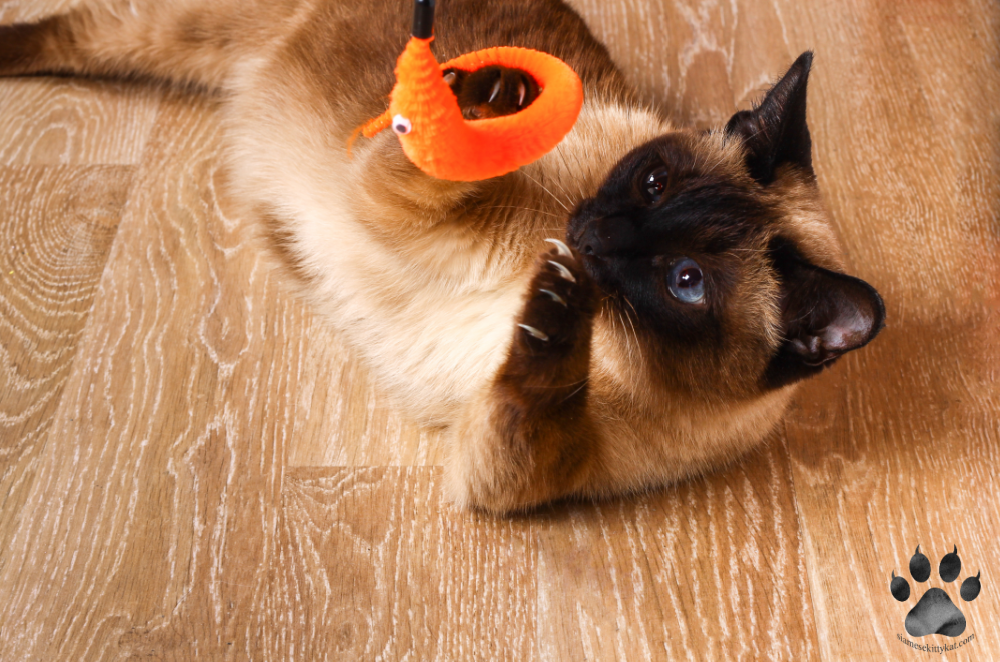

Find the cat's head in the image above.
[{"left": 567, "top": 52, "right": 884, "bottom": 397}]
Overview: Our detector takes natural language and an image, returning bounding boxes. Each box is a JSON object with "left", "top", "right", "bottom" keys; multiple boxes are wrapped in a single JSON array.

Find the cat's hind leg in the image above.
[
  {"left": 447, "top": 241, "right": 600, "bottom": 514},
  {"left": 0, "top": 0, "right": 301, "bottom": 89},
  {"left": 0, "top": 19, "right": 67, "bottom": 79}
]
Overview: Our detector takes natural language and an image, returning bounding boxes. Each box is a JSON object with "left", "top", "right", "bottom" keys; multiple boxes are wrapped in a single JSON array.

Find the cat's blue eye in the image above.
[{"left": 668, "top": 258, "right": 705, "bottom": 304}]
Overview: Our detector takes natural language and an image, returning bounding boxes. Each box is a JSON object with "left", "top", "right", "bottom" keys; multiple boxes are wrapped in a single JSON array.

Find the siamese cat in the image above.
[{"left": 0, "top": 0, "right": 885, "bottom": 514}]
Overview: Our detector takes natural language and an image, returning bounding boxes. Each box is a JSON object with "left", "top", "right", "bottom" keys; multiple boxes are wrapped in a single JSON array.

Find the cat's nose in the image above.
[{"left": 572, "top": 216, "right": 635, "bottom": 257}]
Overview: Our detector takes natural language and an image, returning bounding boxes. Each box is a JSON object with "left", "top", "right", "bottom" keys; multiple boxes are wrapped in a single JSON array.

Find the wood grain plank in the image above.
[
  {"left": 568, "top": 0, "right": 794, "bottom": 127},
  {"left": 1, "top": 1, "right": 162, "bottom": 168},
  {"left": 263, "top": 467, "right": 536, "bottom": 661},
  {"left": 287, "top": 328, "right": 444, "bottom": 467},
  {"left": 0, "top": 93, "right": 304, "bottom": 661},
  {"left": 784, "top": 328, "right": 1000, "bottom": 661},
  {"left": 0, "top": 164, "right": 132, "bottom": 567},
  {"left": 0, "top": 79, "right": 163, "bottom": 166},
  {"left": 778, "top": 0, "right": 1000, "bottom": 311},
  {"left": 535, "top": 440, "right": 818, "bottom": 662},
  {"left": 769, "top": 0, "right": 1000, "bottom": 659},
  {"left": 0, "top": 1, "right": 993, "bottom": 661}
]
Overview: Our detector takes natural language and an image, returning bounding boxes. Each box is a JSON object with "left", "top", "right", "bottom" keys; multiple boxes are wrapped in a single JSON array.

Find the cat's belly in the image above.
[
  {"left": 309, "top": 268, "right": 527, "bottom": 424},
  {"left": 231, "top": 148, "right": 529, "bottom": 423}
]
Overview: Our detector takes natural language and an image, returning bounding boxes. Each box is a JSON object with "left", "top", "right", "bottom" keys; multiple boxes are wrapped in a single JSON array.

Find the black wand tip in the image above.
[{"left": 412, "top": 0, "right": 435, "bottom": 39}]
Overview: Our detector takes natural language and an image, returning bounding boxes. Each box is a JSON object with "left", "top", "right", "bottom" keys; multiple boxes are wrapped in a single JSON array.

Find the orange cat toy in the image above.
[{"left": 357, "top": 0, "right": 584, "bottom": 181}]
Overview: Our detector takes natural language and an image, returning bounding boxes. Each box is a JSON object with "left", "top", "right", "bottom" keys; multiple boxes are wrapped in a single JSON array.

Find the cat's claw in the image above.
[
  {"left": 518, "top": 324, "right": 549, "bottom": 341},
  {"left": 544, "top": 238, "right": 572, "bottom": 257},
  {"left": 548, "top": 260, "right": 576, "bottom": 283},
  {"left": 539, "top": 288, "right": 567, "bottom": 307},
  {"left": 511, "top": 245, "right": 594, "bottom": 355}
]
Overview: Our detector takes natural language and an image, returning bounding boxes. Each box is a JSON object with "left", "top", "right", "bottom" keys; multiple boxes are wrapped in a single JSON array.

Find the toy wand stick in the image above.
[{"left": 412, "top": 0, "right": 435, "bottom": 40}]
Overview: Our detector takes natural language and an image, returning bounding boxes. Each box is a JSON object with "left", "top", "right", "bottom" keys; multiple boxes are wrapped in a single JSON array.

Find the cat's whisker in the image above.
[
  {"left": 483, "top": 205, "right": 562, "bottom": 219},
  {"left": 520, "top": 170, "right": 571, "bottom": 213},
  {"left": 602, "top": 302, "right": 631, "bottom": 363},
  {"left": 620, "top": 299, "right": 644, "bottom": 364},
  {"left": 602, "top": 295, "right": 643, "bottom": 366},
  {"left": 622, "top": 310, "right": 641, "bottom": 364},
  {"left": 564, "top": 147, "right": 588, "bottom": 199},
  {"left": 559, "top": 377, "right": 590, "bottom": 403},
  {"left": 553, "top": 146, "right": 588, "bottom": 203},
  {"left": 705, "top": 150, "right": 730, "bottom": 176},
  {"left": 552, "top": 147, "right": 573, "bottom": 190},
  {"left": 538, "top": 156, "right": 576, "bottom": 203},
  {"left": 548, "top": 171, "right": 574, "bottom": 202},
  {"left": 616, "top": 310, "right": 634, "bottom": 362},
  {"left": 622, "top": 295, "right": 639, "bottom": 318},
  {"left": 529, "top": 376, "right": 589, "bottom": 390}
]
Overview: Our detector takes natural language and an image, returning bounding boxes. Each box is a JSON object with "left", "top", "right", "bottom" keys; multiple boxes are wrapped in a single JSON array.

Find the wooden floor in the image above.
[{"left": 1, "top": 0, "right": 998, "bottom": 660}]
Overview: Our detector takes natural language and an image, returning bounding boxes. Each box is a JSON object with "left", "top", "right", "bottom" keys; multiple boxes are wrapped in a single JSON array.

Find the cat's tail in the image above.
[{"left": 0, "top": 0, "right": 296, "bottom": 90}]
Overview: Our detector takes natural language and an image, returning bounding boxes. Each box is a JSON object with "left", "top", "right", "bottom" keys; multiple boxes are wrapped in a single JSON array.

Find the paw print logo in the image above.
[{"left": 890, "top": 545, "right": 983, "bottom": 637}]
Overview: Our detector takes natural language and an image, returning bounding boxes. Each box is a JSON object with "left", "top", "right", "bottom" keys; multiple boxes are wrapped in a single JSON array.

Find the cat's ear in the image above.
[
  {"left": 725, "top": 51, "right": 814, "bottom": 185},
  {"left": 765, "top": 241, "right": 885, "bottom": 388}
]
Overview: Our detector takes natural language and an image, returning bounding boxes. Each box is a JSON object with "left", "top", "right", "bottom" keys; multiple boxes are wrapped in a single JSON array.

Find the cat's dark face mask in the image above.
[{"left": 567, "top": 52, "right": 885, "bottom": 393}]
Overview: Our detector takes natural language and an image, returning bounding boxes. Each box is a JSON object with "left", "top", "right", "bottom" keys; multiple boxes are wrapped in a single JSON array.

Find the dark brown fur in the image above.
[{"left": 0, "top": 20, "right": 67, "bottom": 76}]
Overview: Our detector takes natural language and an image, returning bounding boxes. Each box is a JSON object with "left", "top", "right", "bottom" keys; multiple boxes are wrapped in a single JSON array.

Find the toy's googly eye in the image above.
[{"left": 392, "top": 115, "right": 412, "bottom": 135}]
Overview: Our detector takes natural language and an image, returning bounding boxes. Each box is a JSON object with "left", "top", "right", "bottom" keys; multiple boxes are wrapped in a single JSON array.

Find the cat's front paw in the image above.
[
  {"left": 513, "top": 239, "right": 596, "bottom": 360},
  {"left": 443, "top": 65, "right": 540, "bottom": 119},
  {"left": 457, "top": 239, "right": 600, "bottom": 511}
]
